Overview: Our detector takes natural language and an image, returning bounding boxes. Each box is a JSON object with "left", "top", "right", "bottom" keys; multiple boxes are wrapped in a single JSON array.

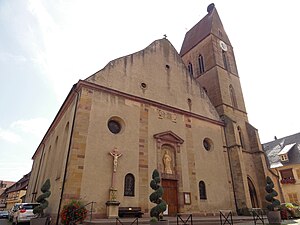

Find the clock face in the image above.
[{"left": 219, "top": 40, "right": 228, "bottom": 51}]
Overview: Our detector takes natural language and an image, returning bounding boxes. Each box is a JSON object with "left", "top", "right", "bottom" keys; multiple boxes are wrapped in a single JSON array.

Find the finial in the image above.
[
  {"left": 163, "top": 34, "right": 167, "bottom": 39},
  {"left": 207, "top": 3, "right": 215, "bottom": 13}
]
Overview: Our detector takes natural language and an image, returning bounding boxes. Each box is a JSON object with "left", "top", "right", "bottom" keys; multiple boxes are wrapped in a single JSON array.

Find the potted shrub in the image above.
[
  {"left": 31, "top": 179, "right": 51, "bottom": 225},
  {"left": 60, "top": 200, "right": 87, "bottom": 225},
  {"left": 149, "top": 169, "right": 168, "bottom": 225},
  {"left": 265, "top": 176, "right": 281, "bottom": 225}
]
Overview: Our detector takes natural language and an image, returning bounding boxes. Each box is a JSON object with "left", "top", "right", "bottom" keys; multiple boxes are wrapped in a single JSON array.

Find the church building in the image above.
[{"left": 25, "top": 3, "right": 273, "bottom": 222}]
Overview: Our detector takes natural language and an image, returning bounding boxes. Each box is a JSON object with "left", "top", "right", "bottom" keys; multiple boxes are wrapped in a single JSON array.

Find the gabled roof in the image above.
[
  {"left": 263, "top": 132, "right": 300, "bottom": 168},
  {"left": 180, "top": 3, "right": 231, "bottom": 56}
]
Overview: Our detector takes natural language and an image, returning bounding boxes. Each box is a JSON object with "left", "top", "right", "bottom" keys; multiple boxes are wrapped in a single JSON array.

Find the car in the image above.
[
  {"left": 12, "top": 203, "right": 40, "bottom": 224},
  {"left": 8, "top": 203, "right": 21, "bottom": 221},
  {"left": 0, "top": 210, "right": 9, "bottom": 219}
]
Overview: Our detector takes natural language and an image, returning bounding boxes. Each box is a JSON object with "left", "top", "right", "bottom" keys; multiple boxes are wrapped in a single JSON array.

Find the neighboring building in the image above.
[
  {"left": 0, "top": 181, "right": 15, "bottom": 210},
  {"left": 263, "top": 133, "right": 300, "bottom": 204},
  {"left": 26, "top": 3, "right": 271, "bottom": 222},
  {"left": 4, "top": 173, "right": 30, "bottom": 210}
]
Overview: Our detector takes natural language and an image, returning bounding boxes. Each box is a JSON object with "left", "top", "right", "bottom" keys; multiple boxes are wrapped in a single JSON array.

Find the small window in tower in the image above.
[
  {"left": 237, "top": 126, "right": 244, "bottom": 148},
  {"left": 198, "top": 55, "right": 205, "bottom": 75},
  {"left": 229, "top": 85, "right": 238, "bottom": 108},
  {"left": 222, "top": 50, "right": 228, "bottom": 70},
  {"left": 188, "top": 62, "right": 193, "bottom": 76},
  {"left": 218, "top": 29, "right": 223, "bottom": 37}
]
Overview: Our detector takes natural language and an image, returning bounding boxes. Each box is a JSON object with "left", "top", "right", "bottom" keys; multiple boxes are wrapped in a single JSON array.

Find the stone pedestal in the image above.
[{"left": 106, "top": 200, "right": 120, "bottom": 218}]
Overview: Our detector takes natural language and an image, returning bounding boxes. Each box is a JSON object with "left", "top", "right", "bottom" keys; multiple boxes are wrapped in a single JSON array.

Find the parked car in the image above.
[
  {"left": 12, "top": 203, "right": 40, "bottom": 224},
  {"left": 0, "top": 210, "right": 9, "bottom": 219},
  {"left": 8, "top": 203, "right": 21, "bottom": 221}
]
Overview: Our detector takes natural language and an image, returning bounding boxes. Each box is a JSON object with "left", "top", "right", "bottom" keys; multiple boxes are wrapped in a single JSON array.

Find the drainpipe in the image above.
[
  {"left": 222, "top": 117, "right": 239, "bottom": 214},
  {"left": 31, "top": 143, "right": 45, "bottom": 202},
  {"left": 274, "top": 168, "right": 285, "bottom": 203},
  {"left": 56, "top": 85, "right": 80, "bottom": 225}
]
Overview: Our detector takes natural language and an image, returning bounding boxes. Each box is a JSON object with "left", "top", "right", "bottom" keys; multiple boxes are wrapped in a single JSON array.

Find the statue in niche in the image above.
[{"left": 163, "top": 150, "right": 173, "bottom": 174}]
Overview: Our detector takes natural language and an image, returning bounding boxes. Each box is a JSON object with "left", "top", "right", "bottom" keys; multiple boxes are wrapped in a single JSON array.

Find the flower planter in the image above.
[{"left": 267, "top": 211, "right": 281, "bottom": 225}]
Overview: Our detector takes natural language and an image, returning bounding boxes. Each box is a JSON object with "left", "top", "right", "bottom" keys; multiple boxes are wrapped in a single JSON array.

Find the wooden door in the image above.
[{"left": 162, "top": 179, "right": 178, "bottom": 216}]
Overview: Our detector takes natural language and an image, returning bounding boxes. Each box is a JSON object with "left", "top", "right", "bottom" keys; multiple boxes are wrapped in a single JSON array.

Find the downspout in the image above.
[
  {"left": 31, "top": 143, "right": 45, "bottom": 202},
  {"left": 56, "top": 85, "right": 80, "bottom": 225},
  {"left": 222, "top": 118, "right": 239, "bottom": 214},
  {"left": 274, "top": 168, "right": 285, "bottom": 203}
]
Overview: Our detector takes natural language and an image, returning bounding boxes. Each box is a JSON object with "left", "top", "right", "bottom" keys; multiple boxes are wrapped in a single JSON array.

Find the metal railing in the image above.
[
  {"left": 219, "top": 210, "right": 233, "bottom": 225},
  {"left": 116, "top": 217, "right": 139, "bottom": 225},
  {"left": 70, "top": 201, "right": 96, "bottom": 224},
  {"left": 177, "top": 213, "right": 193, "bottom": 225},
  {"left": 250, "top": 208, "right": 265, "bottom": 225}
]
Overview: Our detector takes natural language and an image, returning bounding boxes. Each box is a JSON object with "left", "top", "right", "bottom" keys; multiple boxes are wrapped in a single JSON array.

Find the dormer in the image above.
[{"left": 278, "top": 143, "right": 296, "bottom": 162}]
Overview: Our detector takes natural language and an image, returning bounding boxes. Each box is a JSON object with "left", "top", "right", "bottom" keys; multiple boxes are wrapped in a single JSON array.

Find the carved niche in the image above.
[{"left": 153, "top": 131, "right": 184, "bottom": 179}]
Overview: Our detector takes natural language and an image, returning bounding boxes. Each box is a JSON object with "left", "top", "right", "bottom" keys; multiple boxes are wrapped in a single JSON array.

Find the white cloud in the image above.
[
  {"left": 11, "top": 118, "right": 49, "bottom": 138},
  {"left": 0, "top": 128, "right": 22, "bottom": 143}
]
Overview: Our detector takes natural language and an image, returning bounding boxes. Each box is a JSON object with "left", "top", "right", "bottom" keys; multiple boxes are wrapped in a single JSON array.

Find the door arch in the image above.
[{"left": 247, "top": 177, "right": 259, "bottom": 208}]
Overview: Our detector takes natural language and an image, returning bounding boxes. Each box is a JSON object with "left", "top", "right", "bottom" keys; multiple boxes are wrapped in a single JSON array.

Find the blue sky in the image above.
[{"left": 1, "top": 0, "right": 300, "bottom": 181}]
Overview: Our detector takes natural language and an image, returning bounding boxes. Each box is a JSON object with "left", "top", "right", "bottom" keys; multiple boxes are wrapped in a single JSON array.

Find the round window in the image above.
[
  {"left": 108, "top": 119, "right": 122, "bottom": 134},
  {"left": 203, "top": 138, "right": 213, "bottom": 151}
]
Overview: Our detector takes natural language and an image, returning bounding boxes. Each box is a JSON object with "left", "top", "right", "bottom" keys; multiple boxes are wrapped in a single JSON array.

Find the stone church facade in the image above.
[{"left": 26, "top": 4, "right": 273, "bottom": 222}]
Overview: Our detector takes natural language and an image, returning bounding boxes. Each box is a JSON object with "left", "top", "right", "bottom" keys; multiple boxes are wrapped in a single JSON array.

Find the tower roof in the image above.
[{"left": 180, "top": 3, "right": 231, "bottom": 56}]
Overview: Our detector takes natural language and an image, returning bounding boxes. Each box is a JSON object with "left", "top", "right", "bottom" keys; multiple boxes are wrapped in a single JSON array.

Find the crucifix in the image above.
[{"left": 109, "top": 147, "right": 122, "bottom": 189}]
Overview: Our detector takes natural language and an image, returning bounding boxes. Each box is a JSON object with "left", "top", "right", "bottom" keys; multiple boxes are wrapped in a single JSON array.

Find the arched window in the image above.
[
  {"left": 198, "top": 55, "right": 205, "bottom": 74},
  {"left": 247, "top": 177, "right": 259, "bottom": 208},
  {"left": 188, "top": 62, "right": 193, "bottom": 76},
  {"left": 199, "top": 181, "right": 207, "bottom": 200},
  {"left": 229, "top": 85, "right": 238, "bottom": 108},
  {"left": 237, "top": 126, "right": 244, "bottom": 148},
  {"left": 222, "top": 50, "right": 229, "bottom": 70},
  {"left": 124, "top": 173, "right": 135, "bottom": 196}
]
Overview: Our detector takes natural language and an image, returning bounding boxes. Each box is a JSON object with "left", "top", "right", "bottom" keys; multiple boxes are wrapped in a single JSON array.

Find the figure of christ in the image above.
[{"left": 109, "top": 147, "right": 123, "bottom": 172}]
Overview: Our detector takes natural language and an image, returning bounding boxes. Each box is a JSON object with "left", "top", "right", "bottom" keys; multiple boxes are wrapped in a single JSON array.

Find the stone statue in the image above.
[
  {"left": 163, "top": 150, "right": 172, "bottom": 174},
  {"left": 109, "top": 147, "right": 122, "bottom": 172}
]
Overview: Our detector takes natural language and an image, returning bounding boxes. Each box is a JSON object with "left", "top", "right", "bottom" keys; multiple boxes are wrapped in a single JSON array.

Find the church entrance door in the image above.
[{"left": 162, "top": 179, "right": 178, "bottom": 216}]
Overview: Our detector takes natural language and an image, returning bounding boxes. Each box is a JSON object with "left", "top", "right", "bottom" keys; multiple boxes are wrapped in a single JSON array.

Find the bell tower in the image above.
[{"left": 180, "top": 3, "right": 268, "bottom": 214}]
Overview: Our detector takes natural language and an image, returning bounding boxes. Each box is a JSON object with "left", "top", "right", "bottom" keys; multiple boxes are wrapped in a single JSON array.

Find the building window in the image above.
[
  {"left": 218, "top": 29, "right": 223, "bottom": 37},
  {"left": 237, "top": 126, "right": 244, "bottom": 148},
  {"left": 222, "top": 50, "right": 229, "bottom": 70},
  {"left": 198, "top": 55, "right": 205, "bottom": 74},
  {"left": 124, "top": 173, "right": 135, "bottom": 196},
  {"left": 280, "top": 168, "right": 296, "bottom": 184},
  {"left": 188, "top": 62, "right": 193, "bottom": 76},
  {"left": 229, "top": 85, "right": 238, "bottom": 108},
  {"left": 203, "top": 138, "right": 213, "bottom": 151},
  {"left": 280, "top": 154, "right": 289, "bottom": 162},
  {"left": 288, "top": 193, "right": 299, "bottom": 204},
  {"left": 108, "top": 117, "right": 124, "bottom": 134},
  {"left": 199, "top": 181, "right": 207, "bottom": 199}
]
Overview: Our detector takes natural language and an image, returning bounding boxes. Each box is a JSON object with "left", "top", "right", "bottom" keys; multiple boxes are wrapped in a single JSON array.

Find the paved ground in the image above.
[
  {"left": 83, "top": 216, "right": 300, "bottom": 225},
  {"left": 1, "top": 217, "right": 300, "bottom": 225}
]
